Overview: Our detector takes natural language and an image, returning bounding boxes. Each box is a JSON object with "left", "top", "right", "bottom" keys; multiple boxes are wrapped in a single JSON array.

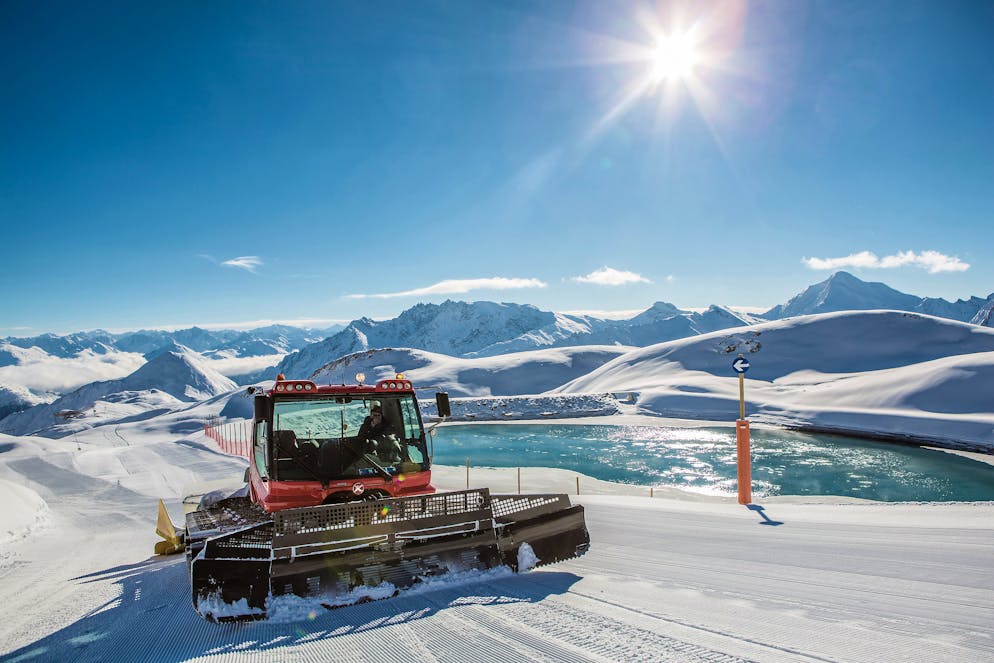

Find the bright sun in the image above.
[
  {"left": 651, "top": 33, "right": 699, "bottom": 82},
  {"left": 583, "top": 5, "right": 749, "bottom": 139}
]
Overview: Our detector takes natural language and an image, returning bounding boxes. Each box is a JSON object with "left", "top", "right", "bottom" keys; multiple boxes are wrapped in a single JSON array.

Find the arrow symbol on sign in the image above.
[{"left": 733, "top": 358, "right": 750, "bottom": 373}]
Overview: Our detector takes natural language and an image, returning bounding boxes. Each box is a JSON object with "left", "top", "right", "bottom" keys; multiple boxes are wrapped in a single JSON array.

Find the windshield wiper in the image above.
[{"left": 360, "top": 453, "right": 394, "bottom": 481}]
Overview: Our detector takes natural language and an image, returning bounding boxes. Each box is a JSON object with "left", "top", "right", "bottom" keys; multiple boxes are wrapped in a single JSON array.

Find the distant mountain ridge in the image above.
[
  {"left": 2, "top": 324, "right": 343, "bottom": 360},
  {"left": 273, "top": 273, "right": 994, "bottom": 381},
  {"left": 763, "top": 271, "right": 994, "bottom": 323},
  {"left": 274, "top": 300, "right": 758, "bottom": 379}
]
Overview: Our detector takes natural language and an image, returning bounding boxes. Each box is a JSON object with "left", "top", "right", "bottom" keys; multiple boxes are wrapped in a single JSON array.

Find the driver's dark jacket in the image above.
[{"left": 357, "top": 417, "right": 397, "bottom": 451}]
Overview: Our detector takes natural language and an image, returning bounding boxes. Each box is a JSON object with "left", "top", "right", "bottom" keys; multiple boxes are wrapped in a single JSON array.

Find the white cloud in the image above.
[
  {"left": 346, "top": 277, "right": 547, "bottom": 300},
  {"left": 803, "top": 250, "right": 969, "bottom": 274},
  {"left": 222, "top": 256, "right": 263, "bottom": 273},
  {"left": 878, "top": 250, "right": 970, "bottom": 273},
  {"left": 206, "top": 353, "right": 287, "bottom": 378},
  {"left": 0, "top": 346, "right": 146, "bottom": 394},
  {"left": 572, "top": 267, "right": 652, "bottom": 286}
]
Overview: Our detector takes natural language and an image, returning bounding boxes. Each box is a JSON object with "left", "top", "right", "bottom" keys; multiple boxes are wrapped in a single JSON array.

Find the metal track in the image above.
[{"left": 187, "top": 488, "right": 590, "bottom": 621}]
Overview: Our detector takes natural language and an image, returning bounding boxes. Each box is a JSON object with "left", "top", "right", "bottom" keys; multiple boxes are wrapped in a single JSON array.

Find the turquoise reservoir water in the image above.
[{"left": 432, "top": 424, "right": 994, "bottom": 502}]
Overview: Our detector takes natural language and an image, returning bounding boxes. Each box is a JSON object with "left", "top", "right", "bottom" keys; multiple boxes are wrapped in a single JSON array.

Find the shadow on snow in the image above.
[{"left": 1, "top": 556, "right": 581, "bottom": 663}]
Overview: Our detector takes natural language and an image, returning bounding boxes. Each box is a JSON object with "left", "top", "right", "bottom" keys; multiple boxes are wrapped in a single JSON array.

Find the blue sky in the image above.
[{"left": 2, "top": 0, "right": 992, "bottom": 334}]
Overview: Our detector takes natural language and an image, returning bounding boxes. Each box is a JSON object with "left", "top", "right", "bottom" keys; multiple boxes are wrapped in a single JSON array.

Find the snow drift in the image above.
[
  {"left": 557, "top": 310, "right": 994, "bottom": 448},
  {"left": 311, "top": 346, "right": 635, "bottom": 397}
]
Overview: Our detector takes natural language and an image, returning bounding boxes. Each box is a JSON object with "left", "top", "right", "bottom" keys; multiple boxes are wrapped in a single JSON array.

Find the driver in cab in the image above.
[{"left": 357, "top": 402, "right": 402, "bottom": 462}]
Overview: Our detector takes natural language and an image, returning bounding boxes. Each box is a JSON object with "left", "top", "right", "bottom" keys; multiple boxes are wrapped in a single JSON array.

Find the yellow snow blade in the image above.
[{"left": 154, "top": 499, "right": 185, "bottom": 555}]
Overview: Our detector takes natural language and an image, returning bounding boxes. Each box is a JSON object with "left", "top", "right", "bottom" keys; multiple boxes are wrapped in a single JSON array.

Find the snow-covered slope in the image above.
[
  {"left": 556, "top": 310, "right": 994, "bottom": 447},
  {"left": 0, "top": 347, "right": 236, "bottom": 437},
  {"left": 0, "top": 478, "right": 49, "bottom": 546},
  {"left": 561, "top": 310, "right": 994, "bottom": 385},
  {"left": 971, "top": 297, "right": 994, "bottom": 327},
  {"left": 919, "top": 294, "right": 993, "bottom": 323},
  {"left": 311, "top": 345, "right": 635, "bottom": 397},
  {"left": 0, "top": 412, "right": 992, "bottom": 662},
  {"left": 0, "top": 384, "right": 51, "bottom": 421}
]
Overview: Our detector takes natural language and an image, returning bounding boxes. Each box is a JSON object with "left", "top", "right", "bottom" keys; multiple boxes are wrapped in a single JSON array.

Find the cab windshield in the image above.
[{"left": 269, "top": 394, "right": 427, "bottom": 480}]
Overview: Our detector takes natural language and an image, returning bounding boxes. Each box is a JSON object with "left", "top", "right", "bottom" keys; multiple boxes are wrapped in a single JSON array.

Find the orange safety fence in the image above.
[{"left": 204, "top": 415, "right": 252, "bottom": 458}]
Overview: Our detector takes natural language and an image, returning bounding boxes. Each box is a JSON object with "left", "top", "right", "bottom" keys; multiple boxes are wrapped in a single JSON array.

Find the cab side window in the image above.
[
  {"left": 254, "top": 422, "right": 269, "bottom": 479},
  {"left": 400, "top": 398, "right": 421, "bottom": 439}
]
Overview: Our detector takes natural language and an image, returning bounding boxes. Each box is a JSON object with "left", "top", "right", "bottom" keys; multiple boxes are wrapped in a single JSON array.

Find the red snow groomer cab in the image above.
[
  {"left": 168, "top": 373, "right": 589, "bottom": 622},
  {"left": 247, "top": 375, "right": 438, "bottom": 511}
]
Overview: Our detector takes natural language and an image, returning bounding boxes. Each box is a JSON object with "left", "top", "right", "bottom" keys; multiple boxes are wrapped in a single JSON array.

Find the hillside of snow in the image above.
[
  {"left": 0, "top": 348, "right": 236, "bottom": 438},
  {"left": 972, "top": 298, "right": 994, "bottom": 326},
  {"left": 556, "top": 310, "right": 994, "bottom": 448},
  {"left": 0, "top": 401, "right": 991, "bottom": 662},
  {"left": 0, "top": 477, "right": 49, "bottom": 547},
  {"left": 309, "top": 345, "right": 635, "bottom": 397},
  {"left": 0, "top": 384, "right": 52, "bottom": 421}
]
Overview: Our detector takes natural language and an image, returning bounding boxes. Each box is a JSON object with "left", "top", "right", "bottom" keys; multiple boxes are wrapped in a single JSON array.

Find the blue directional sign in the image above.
[{"left": 732, "top": 357, "right": 750, "bottom": 373}]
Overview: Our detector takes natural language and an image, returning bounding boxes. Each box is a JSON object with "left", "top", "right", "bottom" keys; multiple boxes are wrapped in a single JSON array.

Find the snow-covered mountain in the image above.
[
  {"left": 310, "top": 345, "right": 635, "bottom": 397},
  {"left": 274, "top": 300, "right": 756, "bottom": 379},
  {"left": 970, "top": 297, "right": 994, "bottom": 327},
  {"left": 0, "top": 384, "right": 51, "bottom": 421},
  {"left": 3, "top": 324, "right": 341, "bottom": 361},
  {"left": 0, "top": 347, "right": 236, "bottom": 437},
  {"left": 763, "top": 271, "right": 994, "bottom": 322},
  {"left": 762, "top": 271, "right": 921, "bottom": 319},
  {"left": 0, "top": 324, "right": 343, "bottom": 395}
]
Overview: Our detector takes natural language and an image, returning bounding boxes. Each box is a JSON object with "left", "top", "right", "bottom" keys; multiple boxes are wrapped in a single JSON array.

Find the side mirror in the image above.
[
  {"left": 435, "top": 392, "right": 451, "bottom": 418},
  {"left": 253, "top": 395, "right": 270, "bottom": 423}
]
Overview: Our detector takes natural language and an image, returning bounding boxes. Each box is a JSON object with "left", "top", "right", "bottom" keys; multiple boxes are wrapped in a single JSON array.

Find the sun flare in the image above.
[
  {"left": 651, "top": 34, "right": 699, "bottom": 82},
  {"left": 576, "top": 1, "right": 750, "bottom": 153}
]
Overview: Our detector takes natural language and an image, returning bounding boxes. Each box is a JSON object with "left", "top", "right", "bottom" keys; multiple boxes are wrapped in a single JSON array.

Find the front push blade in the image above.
[{"left": 154, "top": 499, "right": 185, "bottom": 555}]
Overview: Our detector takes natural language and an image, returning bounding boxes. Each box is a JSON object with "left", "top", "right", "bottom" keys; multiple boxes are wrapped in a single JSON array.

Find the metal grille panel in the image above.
[
  {"left": 186, "top": 497, "right": 270, "bottom": 539},
  {"left": 491, "top": 494, "right": 572, "bottom": 520},
  {"left": 204, "top": 523, "right": 274, "bottom": 559},
  {"left": 273, "top": 489, "right": 492, "bottom": 538}
]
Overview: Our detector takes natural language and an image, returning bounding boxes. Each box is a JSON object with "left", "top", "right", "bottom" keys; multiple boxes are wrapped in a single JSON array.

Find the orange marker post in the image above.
[
  {"left": 732, "top": 354, "right": 752, "bottom": 505},
  {"left": 736, "top": 419, "right": 752, "bottom": 505}
]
